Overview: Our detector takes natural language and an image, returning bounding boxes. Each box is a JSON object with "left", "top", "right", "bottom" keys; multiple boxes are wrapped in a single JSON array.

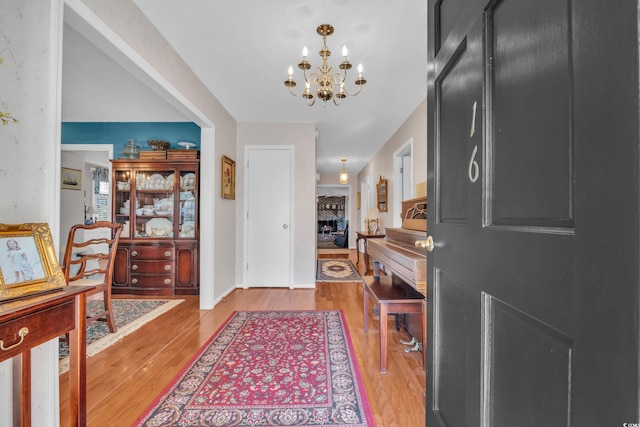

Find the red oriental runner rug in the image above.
[{"left": 134, "top": 310, "right": 374, "bottom": 426}]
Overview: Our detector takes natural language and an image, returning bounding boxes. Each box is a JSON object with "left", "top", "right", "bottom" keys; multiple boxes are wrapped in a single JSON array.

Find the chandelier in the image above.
[
  {"left": 284, "top": 24, "right": 367, "bottom": 106},
  {"left": 339, "top": 159, "right": 349, "bottom": 184}
]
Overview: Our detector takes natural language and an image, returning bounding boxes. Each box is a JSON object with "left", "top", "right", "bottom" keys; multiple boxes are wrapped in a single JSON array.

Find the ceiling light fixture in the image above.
[
  {"left": 339, "top": 159, "right": 349, "bottom": 184},
  {"left": 284, "top": 24, "right": 367, "bottom": 106}
]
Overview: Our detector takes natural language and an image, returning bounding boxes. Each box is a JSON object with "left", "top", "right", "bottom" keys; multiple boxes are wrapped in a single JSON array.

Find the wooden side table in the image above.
[
  {"left": 355, "top": 231, "right": 386, "bottom": 274},
  {"left": 0, "top": 287, "right": 92, "bottom": 426}
]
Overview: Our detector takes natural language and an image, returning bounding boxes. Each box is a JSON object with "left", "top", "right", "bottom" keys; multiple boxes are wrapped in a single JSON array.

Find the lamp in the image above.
[
  {"left": 284, "top": 24, "right": 367, "bottom": 106},
  {"left": 365, "top": 207, "right": 380, "bottom": 234},
  {"left": 339, "top": 159, "right": 349, "bottom": 184},
  {"left": 85, "top": 205, "right": 96, "bottom": 225}
]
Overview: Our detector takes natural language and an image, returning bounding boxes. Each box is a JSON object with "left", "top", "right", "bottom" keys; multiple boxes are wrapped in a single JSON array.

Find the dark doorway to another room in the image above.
[{"left": 317, "top": 196, "right": 346, "bottom": 249}]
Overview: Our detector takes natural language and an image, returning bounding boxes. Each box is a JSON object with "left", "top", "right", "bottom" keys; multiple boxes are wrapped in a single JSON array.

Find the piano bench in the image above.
[{"left": 363, "top": 274, "right": 425, "bottom": 374}]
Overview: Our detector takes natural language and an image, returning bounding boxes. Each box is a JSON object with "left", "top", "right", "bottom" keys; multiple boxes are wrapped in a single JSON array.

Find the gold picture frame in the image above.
[
  {"left": 61, "top": 167, "right": 82, "bottom": 190},
  {"left": 221, "top": 155, "right": 236, "bottom": 200},
  {"left": 376, "top": 176, "right": 388, "bottom": 212},
  {"left": 0, "top": 223, "right": 65, "bottom": 302}
]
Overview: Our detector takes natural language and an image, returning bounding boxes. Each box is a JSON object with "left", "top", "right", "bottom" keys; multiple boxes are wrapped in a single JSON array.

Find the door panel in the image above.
[
  {"left": 432, "top": 269, "right": 467, "bottom": 427},
  {"left": 435, "top": 0, "right": 466, "bottom": 54},
  {"left": 483, "top": 294, "right": 573, "bottom": 427},
  {"left": 436, "top": 38, "right": 471, "bottom": 224},
  {"left": 246, "top": 148, "right": 292, "bottom": 287},
  {"left": 426, "top": 0, "right": 639, "bottom": 425},
  {"left": 487, "top": 0, "right": 573, "bottom": 227}
]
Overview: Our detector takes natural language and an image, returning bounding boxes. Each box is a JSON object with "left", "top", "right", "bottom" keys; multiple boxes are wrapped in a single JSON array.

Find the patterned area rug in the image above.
[
  {"left": 134, "top": 310, "right": 374, "bottom": 426},
  {"left": 316, "top": 259, "right": 362, "bottom": 282},
  {"left": 59, "top": 298, "right": 183, "bottom": 374}
]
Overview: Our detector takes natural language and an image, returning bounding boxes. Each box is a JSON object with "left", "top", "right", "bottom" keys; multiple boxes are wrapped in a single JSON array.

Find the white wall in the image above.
[
  {"left": 237, "top": 123, "right": 317, "bottom": 287},
  {"left": 357, "top": 98, "right": 427, "bottom": 231},
  {"left": 0, "top": 1, "right": 62, "bottom": 424}
]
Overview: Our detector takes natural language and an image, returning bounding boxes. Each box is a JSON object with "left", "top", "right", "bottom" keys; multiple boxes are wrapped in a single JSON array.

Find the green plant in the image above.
[{"left": 0, "top": 111, "right": 18, "bottom": 125}]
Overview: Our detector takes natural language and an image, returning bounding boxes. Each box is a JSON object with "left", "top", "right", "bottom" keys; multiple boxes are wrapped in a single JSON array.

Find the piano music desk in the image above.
[{"left": 363, "top": 274, "right": 425, "bottom": 374}]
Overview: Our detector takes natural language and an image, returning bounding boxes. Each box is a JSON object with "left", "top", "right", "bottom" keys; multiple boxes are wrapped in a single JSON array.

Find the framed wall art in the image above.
[
  {"left": 0, "top": 223, "right": 65, "bottom": 302},
  {"left": 61, "top": 167, "right": 82, "bottom": 190},
  {"left": 222, "top": 155, "right": 236, "bottom": 200}
]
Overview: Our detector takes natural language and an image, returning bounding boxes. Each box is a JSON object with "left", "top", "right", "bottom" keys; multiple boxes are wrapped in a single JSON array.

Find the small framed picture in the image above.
[
  {"left": 222, "top": 155, "right": 236, "bottom": 200},
  {"left": 0, "top": 223, "right": 65, "bottom": 302},
  {"left": 61, "top": 167, "right": 82, "bottom": 190}
]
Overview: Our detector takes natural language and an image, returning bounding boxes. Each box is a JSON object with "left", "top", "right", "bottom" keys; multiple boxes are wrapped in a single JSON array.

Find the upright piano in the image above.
[{"left": 366, "top": 196, "right": 428, "bottom": 365}]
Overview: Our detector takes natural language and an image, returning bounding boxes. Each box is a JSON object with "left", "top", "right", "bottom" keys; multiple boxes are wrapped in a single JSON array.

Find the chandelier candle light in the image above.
[{"left": 284, "top": 24, "right": 367, "bottom": 106}]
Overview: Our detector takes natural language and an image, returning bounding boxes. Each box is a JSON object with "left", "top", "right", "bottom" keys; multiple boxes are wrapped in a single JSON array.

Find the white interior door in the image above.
[{"left": 246, "top": 147, "right": 292, "bottom": 287}]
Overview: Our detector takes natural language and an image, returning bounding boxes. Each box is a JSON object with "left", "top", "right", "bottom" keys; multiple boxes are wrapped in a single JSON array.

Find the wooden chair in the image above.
[{"left": 61, "top": 221, "right": 122, "bottom": 333}]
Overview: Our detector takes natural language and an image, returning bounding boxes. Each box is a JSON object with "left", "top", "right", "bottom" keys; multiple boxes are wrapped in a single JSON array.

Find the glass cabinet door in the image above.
[
  {"left": 113, "top": 169, "right": 133, "bottom": 238},
  {"left": 134, "top": 169, "right": 176, "bottom": 238},
  {"left": 178, "top": 169, "right": 197, "bottom": 238}
]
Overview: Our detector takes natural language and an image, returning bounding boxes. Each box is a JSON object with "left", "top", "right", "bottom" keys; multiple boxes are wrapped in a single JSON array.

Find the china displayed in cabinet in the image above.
[{"left": 111, "top": 159, "right": 199, "bottom": 295}]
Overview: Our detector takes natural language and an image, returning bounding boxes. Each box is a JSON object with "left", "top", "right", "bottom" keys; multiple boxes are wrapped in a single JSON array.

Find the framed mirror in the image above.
[{"left": 377, "top": 176, "right": 388, "bottom": 212}]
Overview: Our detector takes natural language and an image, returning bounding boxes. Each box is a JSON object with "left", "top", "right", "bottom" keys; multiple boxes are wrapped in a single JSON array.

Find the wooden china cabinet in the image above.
[{"left": 110, "top": 159, "right": 199, "bottom": 296}]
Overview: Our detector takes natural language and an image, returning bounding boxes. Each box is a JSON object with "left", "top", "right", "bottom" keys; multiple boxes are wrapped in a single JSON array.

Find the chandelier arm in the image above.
[
  {"left": 287, "top": 84, "right": 311, "bottom": 97},
  {"left": 329, "top": 68, "right": 345, "bottom": 86},
  {"left": 340, "top": 84, "right": 364, "bottom": 97},
  {"left": 308, "top": 67, "right": 324, "bottom": 84}
]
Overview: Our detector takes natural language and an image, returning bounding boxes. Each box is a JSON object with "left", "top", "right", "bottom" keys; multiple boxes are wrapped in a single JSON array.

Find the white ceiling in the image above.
[{"left": 63, "top": 0, "right": 427, "bottom": 176}]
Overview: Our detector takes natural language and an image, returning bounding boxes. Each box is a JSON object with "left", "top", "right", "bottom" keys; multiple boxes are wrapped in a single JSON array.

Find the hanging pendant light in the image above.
[{"left": 339, "top": 159, "right": 349, "bottom": 184}]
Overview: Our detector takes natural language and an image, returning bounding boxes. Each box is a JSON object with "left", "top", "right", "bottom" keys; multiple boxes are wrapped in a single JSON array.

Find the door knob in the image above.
[
  {"left": 283, "top": 224, "right": 288, "bottom": 229},
  {"left": 415, "top": 235, "right": 434, "bottom": 252}
]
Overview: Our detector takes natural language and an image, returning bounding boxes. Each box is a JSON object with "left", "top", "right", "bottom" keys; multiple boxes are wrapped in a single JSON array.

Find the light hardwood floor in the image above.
[{"left": 59, "top": 249, "right": 426, "bottom": 426}]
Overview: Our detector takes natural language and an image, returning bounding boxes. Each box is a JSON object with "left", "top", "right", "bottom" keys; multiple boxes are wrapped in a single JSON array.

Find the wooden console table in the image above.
[
  {"left": 0, "top": 287, "right": 91, "bottom": 426},
  {"left": 355, "top": 231, "right": 386, "bottom": 274}
]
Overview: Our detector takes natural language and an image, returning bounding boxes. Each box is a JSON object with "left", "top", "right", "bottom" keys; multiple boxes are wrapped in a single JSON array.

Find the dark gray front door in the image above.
[{"left": 426, "top": 0, "right": 640, "bottom": 425}]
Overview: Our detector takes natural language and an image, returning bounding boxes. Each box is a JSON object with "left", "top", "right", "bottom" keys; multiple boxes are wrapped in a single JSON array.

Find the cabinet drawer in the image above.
[
  {"left": 130, "top": 260, "right": 174, "bottom": 274},
  {"left": 130, "top": 275, "right": 174, "bottom": 288},
  {"left": 129, "top": 246, "right": 175, "bottom": 260},
  {"left": 0, "top": 301, "right": 74, "bottom": 359}
]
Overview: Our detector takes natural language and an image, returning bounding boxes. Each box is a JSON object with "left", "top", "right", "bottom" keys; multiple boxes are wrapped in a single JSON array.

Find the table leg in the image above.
[
  {"left": 13, "top": 351, "right": 31, "bottom": 426},
  {"left": 68, "top": 291, "right": 87, "bottom": 427},
  {"left": 363, "top": 283, "right": 369, "bottom": 332},
  {"left": 379, "top": 303, "right": 388, "bottom": 374}
]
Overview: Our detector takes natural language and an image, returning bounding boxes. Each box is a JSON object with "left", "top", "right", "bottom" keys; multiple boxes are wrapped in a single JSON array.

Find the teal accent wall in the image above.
[{"left": 61, "top": 122, "right": 201, "bottom": 157}]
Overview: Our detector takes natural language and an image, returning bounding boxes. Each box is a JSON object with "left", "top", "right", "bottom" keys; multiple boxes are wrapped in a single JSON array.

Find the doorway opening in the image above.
[
  {"left": 393, "top": 138, "right": 414, "bottom": 227},
  {"left": 317, "top": 195, "right": 347, "bottom": 249}
]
